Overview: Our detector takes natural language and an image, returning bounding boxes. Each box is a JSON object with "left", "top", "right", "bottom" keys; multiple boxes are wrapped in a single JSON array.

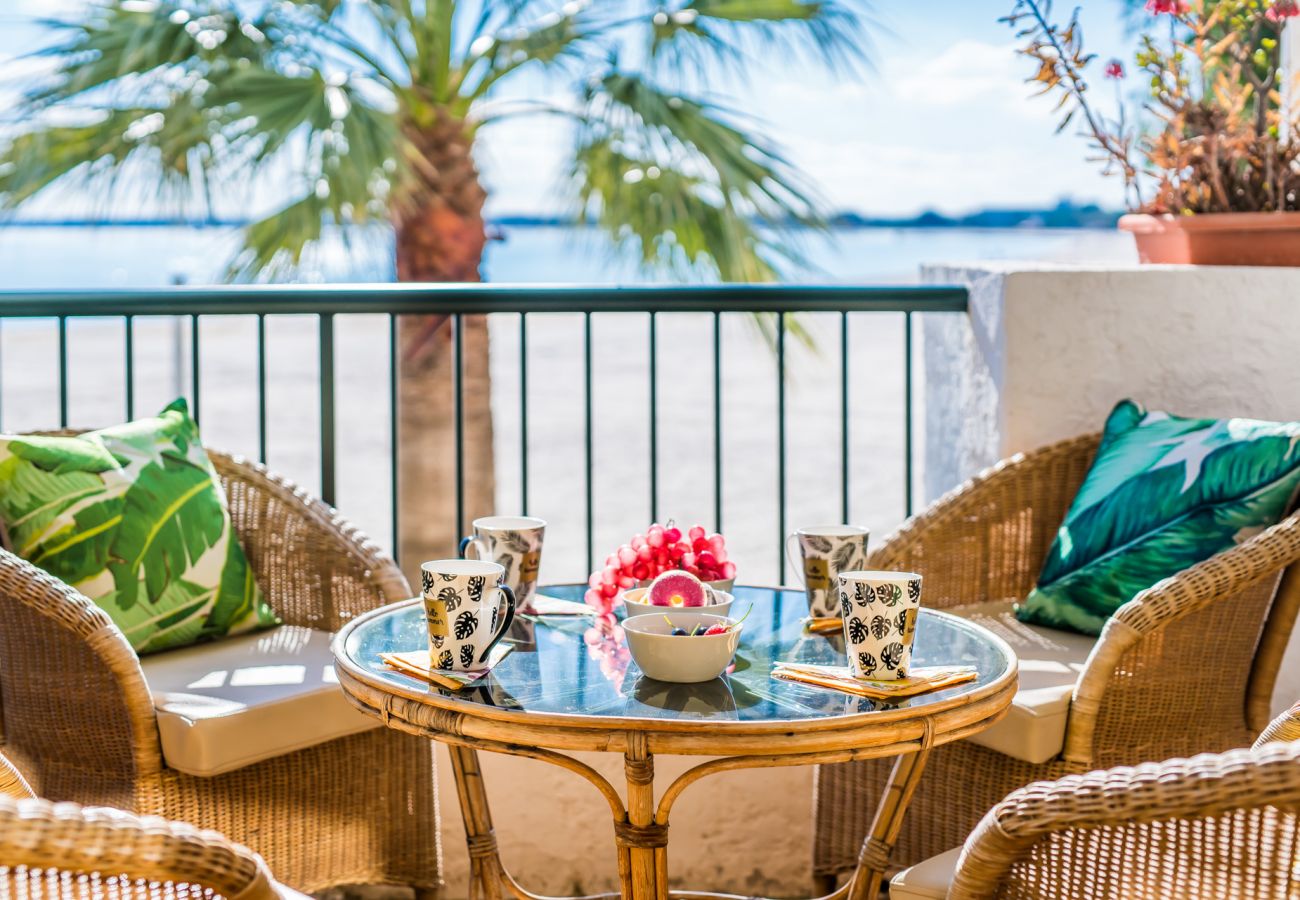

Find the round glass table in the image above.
[{"left": 333, "top": 585, "right": 1017, "bottom": 900}]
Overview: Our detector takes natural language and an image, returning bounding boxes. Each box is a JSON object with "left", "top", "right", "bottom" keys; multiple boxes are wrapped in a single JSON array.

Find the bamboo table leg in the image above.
[
  {"left": 845, "top": 746, "right": 932, "bottom": 900},
  {"left": 621, "top": 733, "right": 667, "bottom": 900},
  {"left": 447, "top": 743, "right": 507, "bottom": 900}
]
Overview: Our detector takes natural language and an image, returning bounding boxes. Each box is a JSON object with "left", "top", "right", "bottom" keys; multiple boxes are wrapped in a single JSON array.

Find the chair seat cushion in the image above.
[
  {"left": 950, "top": 600, "right": 1096, "bottom": 764},
  {"left": 140, "top": 625, "right": 377, "bottom": 777},
  {"left": 890, "top": 846, "right": 962, "bottom": 900}
]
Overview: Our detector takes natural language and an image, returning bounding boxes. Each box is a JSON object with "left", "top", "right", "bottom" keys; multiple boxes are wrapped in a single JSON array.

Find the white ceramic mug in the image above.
[
  {"left": 837, "top": 570, "right": 921, "bottom": 680},
  {"left": 420, "top": 559, "right": 516, "bottom": 671},
  {"left": 459, "top": 516, "right": 545, "bottom": 613},
  {"left": 785, "top": 525, "right": 870, "bottom": 617}
]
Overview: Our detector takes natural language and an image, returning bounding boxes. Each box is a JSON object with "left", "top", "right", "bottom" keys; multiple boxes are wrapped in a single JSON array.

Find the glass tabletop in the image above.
[{"left": 340, "top": 585, "right": 1013, "bottom": 725}]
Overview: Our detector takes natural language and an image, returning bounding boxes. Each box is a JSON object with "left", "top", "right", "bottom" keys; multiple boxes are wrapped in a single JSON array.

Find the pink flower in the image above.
[
  {"left": 1145, "top": 0, "right": 1188, "bottom": 13},
  {"left": 1267, "top": 0, "right": 1300, "bottom": 21},
  {"left": 1104, "top": 59, "right": 1125, "bottom": 79}
]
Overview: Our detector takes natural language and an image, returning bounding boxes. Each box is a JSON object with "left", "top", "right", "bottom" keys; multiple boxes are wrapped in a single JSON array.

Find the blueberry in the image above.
[
  {"left": 671, "top": 627, "right": 688, "bottom": 636},
  {"left": 691, "top": 624, "right": 709, "bottom": 636}
]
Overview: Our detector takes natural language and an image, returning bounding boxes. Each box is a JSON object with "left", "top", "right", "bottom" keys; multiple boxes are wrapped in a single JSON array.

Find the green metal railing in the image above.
[{"left": 0, "top": 284, "right": 968, "bottom": 580}]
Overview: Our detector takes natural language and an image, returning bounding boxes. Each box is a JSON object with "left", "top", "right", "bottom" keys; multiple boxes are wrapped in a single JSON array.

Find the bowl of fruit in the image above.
[
  {"left": 622, "top": 570, "right": 733, "bottom": 618},
  {"left": 585, "top": 522, "right": 736, "bottom": 616},
  {"left": 623, "top": 611, "right": 745, "bottom": 683}
]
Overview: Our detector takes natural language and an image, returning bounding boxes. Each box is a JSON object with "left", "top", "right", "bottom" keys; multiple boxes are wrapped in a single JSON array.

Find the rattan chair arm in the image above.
[
  {"left": 0, "top": 752, "right": 34, "bottom": 799},
  {"left": 1254, "top": 700, "right": 1300, "bottom": 747},
  {"left": 208, "top": 450, "right": 411, "bottom": 629},
  {"left": 949, "top": 740, "right": 1300, "bottom": 900},
  {"left": 0, "top": 549, "right": 162, "bottom": 780},
  {"left": 0, "top": 795, "right": 286, "bottom": 900},
  {"left": 1063, "top": 513, "right": 1300, "bottom": 764}
]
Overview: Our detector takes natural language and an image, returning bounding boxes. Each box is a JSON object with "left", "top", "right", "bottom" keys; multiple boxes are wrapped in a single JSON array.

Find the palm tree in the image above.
[{"left": 0, "top": 0, "right": 865, "bottom": 574}]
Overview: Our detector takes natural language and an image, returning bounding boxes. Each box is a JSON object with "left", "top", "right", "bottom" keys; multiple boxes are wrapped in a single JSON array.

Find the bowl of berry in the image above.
[
  {"left": 585, "top": 522, "right": 736, "bottom": 616},
  {"left": 622, "top": 570, "right": 733, "bottom": 618},
  {"left": 623, "top": 611, "right": 745, "bottom": 683}
]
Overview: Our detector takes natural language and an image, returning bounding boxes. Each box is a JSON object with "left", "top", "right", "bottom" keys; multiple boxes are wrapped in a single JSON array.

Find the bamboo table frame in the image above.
[{"left": 333, "top": 591, "right": 1017, "bottom": 900}]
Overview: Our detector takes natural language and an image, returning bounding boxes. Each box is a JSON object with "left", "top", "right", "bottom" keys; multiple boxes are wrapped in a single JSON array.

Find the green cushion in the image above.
[
  {"left": 1017, "top": 400, "right": 1300, "bottom": 636},
  {"left": 0, "top": 399, "right": 277, "bottom": 654}
]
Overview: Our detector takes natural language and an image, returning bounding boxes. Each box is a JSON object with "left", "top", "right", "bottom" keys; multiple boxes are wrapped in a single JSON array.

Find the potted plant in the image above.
[{"left": 1005, "top": 0, "right": 1300, "bottom": 265}]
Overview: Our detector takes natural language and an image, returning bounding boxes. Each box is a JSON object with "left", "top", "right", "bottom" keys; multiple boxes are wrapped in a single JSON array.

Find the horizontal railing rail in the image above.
[{"left": 0, "top": 284, "right": 969, "bottom": 582}]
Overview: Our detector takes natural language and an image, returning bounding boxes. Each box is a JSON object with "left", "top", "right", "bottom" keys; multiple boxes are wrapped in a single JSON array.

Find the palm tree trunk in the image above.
[{"left": 392, "top": 119, "right": 495, "bottom": 584}]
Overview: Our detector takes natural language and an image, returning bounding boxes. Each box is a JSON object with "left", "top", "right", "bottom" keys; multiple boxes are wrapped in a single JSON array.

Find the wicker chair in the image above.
[
  {"left": 0, "top": 791, "right": 308, "bottom": 900},
  {"left": 813, "top": 433, "right": 1300, "bottom": 883},
  {"left": 885, "top": 702, "right": 1300, "bottom": 899},
  {"left": 0, "top": 449, "right": 440, "bottom": 895}
]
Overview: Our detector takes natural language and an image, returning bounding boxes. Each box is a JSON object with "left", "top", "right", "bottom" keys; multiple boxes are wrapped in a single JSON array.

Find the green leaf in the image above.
[
  {"left": 29, "top": 496, "right": 126, "bottom": 586},
  {"left": 7, "top": 436, "right": 123, "bottom": 475},
  {"left": 202, "top": 535, "right": 273, "bottom": 638},
  {"left": 1021, "top": 480, "right": 1300, "bottom": 634},
  {"left": 107, "top": 454, "right": 227, "bottom": 610}
]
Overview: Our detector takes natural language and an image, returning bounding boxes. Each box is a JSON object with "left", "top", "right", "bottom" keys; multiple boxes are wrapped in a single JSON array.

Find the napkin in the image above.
[
  {"left": 528, "top": 594, "right": 593, "bottom": 616},
  {"left": 772, "top": 662, "right": 977, "bottom": 700},
  {"left": 381, "top": 643, "right": 513, "bottom": 690}
]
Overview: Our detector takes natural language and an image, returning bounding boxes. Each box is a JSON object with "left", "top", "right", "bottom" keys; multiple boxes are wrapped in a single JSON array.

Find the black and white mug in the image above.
[
  {"left": 785, "top": 525, "right": 870, "bottom": 618},
  {"left": 837, "top": 570, "right": 921, "bottom": 680},
  {"left": 420, "top": 559, "right": 517, "bottom": 671},
  {"left": 459, "top": 516, "right": 546, "bottom": 614}
]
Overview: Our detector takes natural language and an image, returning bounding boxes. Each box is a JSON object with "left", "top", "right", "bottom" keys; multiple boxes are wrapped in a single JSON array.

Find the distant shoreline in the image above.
[{"left": 0, "top": 203, "right": 1123, "bottom": 232}]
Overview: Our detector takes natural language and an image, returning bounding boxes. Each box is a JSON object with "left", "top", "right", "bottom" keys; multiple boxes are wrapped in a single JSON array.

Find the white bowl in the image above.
[
  {"left": 621, "top": 586, "right": 734, "bottom": 619},
  {"left": 623, "top": 612, "right": 742, "bottom": 683}
]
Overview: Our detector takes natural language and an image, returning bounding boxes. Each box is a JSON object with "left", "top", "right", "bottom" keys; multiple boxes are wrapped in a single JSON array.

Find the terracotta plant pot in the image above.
[{"left": 1119, "top": 211, "right": 1300, "bottom": 266}]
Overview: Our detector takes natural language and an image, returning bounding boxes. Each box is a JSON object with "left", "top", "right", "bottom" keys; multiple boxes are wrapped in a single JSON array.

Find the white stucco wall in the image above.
[{"left": 923, "top": 263, "right": 1300, "bottom": 498}]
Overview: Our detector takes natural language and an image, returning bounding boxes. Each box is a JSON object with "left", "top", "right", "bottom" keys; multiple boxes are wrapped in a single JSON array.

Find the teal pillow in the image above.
[
  {"left": 0, "top": 399, "right": 278, "bottom": 654},
  {"left": 1017, "top": 400, "right": 1300, "bottom": 635}
]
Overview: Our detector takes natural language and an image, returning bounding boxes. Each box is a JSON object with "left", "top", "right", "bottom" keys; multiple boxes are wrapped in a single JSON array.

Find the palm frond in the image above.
[
  {"left": 462, "top": 5, "right": 593, "bottom": 101},
  {"left": 649, "top": 0, "right": 868, "bottom": 76}
]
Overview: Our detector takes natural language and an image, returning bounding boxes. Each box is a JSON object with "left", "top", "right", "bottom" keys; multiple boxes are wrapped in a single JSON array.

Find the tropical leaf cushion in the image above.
[
  {"left": 1017, "top": 399, "right": 1300, "bottom": 636},
  {"left": 0, "top": 399, "right": 277, "bottom": 654}
]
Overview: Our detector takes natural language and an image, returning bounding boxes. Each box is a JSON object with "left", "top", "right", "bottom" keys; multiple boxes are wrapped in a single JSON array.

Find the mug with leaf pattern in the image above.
[
  {"left": 837, "top": 570, "right": 921, "bottom": 680},
  {"left": 459, "top": 516, "right": 546, "bottom": 614},
  {"left": 785, "top": 525, "right": 870, "bottom": 617},
  {"left": 420, "top": 559, "right": 516, "bottom": 671}
]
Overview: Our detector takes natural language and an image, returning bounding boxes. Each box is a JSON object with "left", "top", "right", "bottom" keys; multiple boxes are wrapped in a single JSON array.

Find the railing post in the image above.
[{"left": 318, "top": 312, "right": 336, "bottom": 507}]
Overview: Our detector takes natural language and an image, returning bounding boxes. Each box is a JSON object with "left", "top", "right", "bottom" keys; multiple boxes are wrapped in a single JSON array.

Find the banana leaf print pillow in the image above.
[
  {"left": 1017, "top": 399, "right": 1300, "bottom": 636},
  {"left": 0, "top": 399, "right": 277, "bottom": 654}
]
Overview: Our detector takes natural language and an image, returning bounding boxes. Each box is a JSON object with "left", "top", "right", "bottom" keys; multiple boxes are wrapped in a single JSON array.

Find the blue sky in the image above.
[{"left": 0, "top": 1, "right": 1136, "bottom": 218}]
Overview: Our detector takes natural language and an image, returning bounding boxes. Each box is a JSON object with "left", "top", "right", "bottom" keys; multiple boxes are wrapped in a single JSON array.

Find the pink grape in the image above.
[
  {"left": 637, "top": 545, "right": 653, "bottom": 562},
  {"left": 682, "top": 551, "right": 696, "bottom": 568},
  {"left": 588, "top": 572, "right": 603, "bottom": 589},
  {"left": 647, "top": 525, "right": 666, "bottom": 547},
  {"left": 618, "top": 574, "right": 635, "bottom": 589},
  {"left": 688, "top": 525, "right": 706, "bottom": 543},
  {"left": 601, "top": 566, "right": 619, "bottom": 585},
  {"left": 617, "top": 545, "right": 637, "bottom": 567},
  {"left": 708, "top": 533, "right": 725, "bottom": 553},
  {"left": 720, "top": 561, "right": 737, "bottom": 579},
  {"left": 631, "top": 534, "right": 646, "bottom": 550}
]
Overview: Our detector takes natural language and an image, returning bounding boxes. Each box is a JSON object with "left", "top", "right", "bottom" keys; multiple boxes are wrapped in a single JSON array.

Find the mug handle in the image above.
[
  {"left": 459, "top": 535, "right": 486, "bottom": 560},
  {"left": 479, "top": 584, "right": 517, "bottom": 663},
  {"left": 784, "top": 533, "right": 806, "bottom": 587}
]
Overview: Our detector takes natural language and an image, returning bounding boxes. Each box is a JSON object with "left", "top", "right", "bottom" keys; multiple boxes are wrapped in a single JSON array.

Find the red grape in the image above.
[
  {"left": 692, "top": 536, "right": 709, "bottom": 553},
  {"left": 696, "top": 550, "right": 717, "bottom": 569},
  {"left": 664, "top": 525, "right": 682, "bottom": 543}
]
